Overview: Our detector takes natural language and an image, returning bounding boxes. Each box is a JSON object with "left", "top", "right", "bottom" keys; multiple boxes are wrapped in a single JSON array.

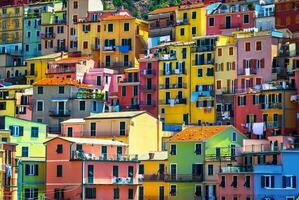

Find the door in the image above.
[
  {"left": 88, "top": 165, "right": 94, "bottom": 183},
  {"left": 170, "top": 164, "right": 177, "bottom": 180},
  {"left": 128, "top": 166, "right": 134, "bottom": 178},
  {"left": 166, "top": 92, "right": 170, "bottom": 104},
  {"left": 183, "top": 114, "right": 189, "bottom": 125},
  {"left": 101, "top": 146, "right": 107, "bottom": 159},
  {"left": 159, "top": 186, "right": 164, "bottom": 200},
  {"left": 147, "top": 78, "right": 152, "bottom": 90},
  {"left": 165, "top": 78, "right": 170, "bottom": 88},
  {"left": 192, "top": 164, "right": 203, "bottom": 181},
  {"left": 225, "top": 16, "right": 231, "bottom": 28},
  {"left": 58, "top": 102, "right": 65, "bottom": 115}
]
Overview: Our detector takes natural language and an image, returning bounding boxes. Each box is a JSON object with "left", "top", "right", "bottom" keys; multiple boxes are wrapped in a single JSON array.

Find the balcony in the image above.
[
  {"left": 220, "top": 166, "right": 253, "bottom": 173},
  {"left": 102, "top": 46, "right": 115, "bottom": 52},
  {"left": 237, "top": 68, "right": 257, "bottom": 76},
  {"left": 104, "top": 62, "right": 133, "bottom": 69},
  {"left": 118, "top": 79, "right": 139, "bottom": 86},
  {"left": 159, "top": 53, "right": 177, "bottom": 61},
  {"left": 92, "top": 44, "right": 101, "bottom": 51},
  {"left": 265, "top": 121, "right": 282, "bottom": 129},
  {"left": 261, "top": 103, "right": 282, "bottom": 110},
  {"left": 140, "top": 86, "right": 156, "bottom": 92},
  {"left": 290, "top": 94, "right": 299, "bottom": 102},
  {"left": 24, "top": 12, "right": 41, "bottom": 19},
  {"left": 159, "top": 98, "right": 187, "bottom": 105},
  {"left": 49, "top": 110, "right": 71, "bottom": 117},
  {"left": 161, "top": 69, "right": 186, "bottom": 76},
  {"left": 159, "top": 83, "right": 187, "bottom": 90},
  {"left": 140, "top": 69, "right": 156, "bottom": 76},
  {"left": 176, "top": 19, "right": 189, "bottom": 26},
  {"left": 71, "top": 151, "right": 138, "bottom": 162},
  {"left": 140, "top": 101, "right": 156, "bottom": 108},
  {"left": 257, "top": 11, "right": 274, "bottom": 18},
  {"left": 55, "top": 46, "right": 68, "bottom": 52},
  {"left": 192, "top": 59, "right": 214, "bottom": 66},
  {"left": 149, "top": 21, "right": 175, "bottom": 29},
  {"left": 243, "top": 142, "right": 285, "bottom": 154},
  {"left": 47, "top": 67, "right": 76, "bottom": 74},
  {"left": 41, "top": 32, "right": 55, "bottom": 39},
  {"left": 76, "top": 90, "right": 105, "bottom": 100},
  {"left": 83, "top": 176, "right": 138, "bottom": 185},
  {"left": 120, "top": 104, "right": 140, "bottom": 111},
  {"left": 192, "top": 45, "right": 215, "bottom": 52},
  {"left": 166, "top": 174, "right": 203, "bottom": 182},
  {"left": 219, "top": 23, "right": 242, "bottom": 30}
]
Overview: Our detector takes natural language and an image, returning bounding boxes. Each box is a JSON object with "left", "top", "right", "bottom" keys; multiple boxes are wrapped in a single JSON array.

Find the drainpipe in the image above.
[
  {"left": 82, "top": 160, "right": 85, "bottom": 200},
  {"left": 17, "top": 159, "right": 21, "bottom": 200},
  {"left": 189, "top": 44, "right": 192, "bottom": 124}
]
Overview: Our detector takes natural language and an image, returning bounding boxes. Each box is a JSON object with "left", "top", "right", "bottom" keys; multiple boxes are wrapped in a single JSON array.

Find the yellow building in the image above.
[
  {"left": 0, "top": 5, "right": 23, "bottom": 55},
  {"left": 190, "top": 36, "right": 217, "bottom": 124},
  {"left": 156, "top": 41, "right": 193, "bottom": 125},
  {"left": 25, "top": 52, "right": 66, "bottom": 84},
  {"left": 0, "top": 85, "right": 32, "bottom": 118},
  {"left": 139, "top": 151, "right": 169, "bottom": 200},
  {"left": 175, "top": 3, "right": 206, "bottom": 42},
  {"left": 77, "top": 13, "right": 148, "bottom": 68}
]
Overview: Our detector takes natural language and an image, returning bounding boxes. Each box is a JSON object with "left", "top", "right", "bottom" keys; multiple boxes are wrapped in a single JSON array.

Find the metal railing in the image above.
[
  {"left": 47, "top": 67, "right": 76, "bottom": 74},
  {"left": 140, "top": 69, "right": 156, "bottom": 76},
  {"left": 71, "top": 151, "right": 138, "bottom": 162},
  {"left": 161, "top": 69, "right": 186, "bottom": 75},
  {"left": 159, "top": 83, "right": 187, "bottom": 89},
  {"left": 140, "top": 174, "right": 203, "bottom": 182},
  {"left": 41, "top": 32, "right": 55, "bottom": 39},
  {"left": 220, "top": 166, "right": 253, "bottom": 173},
  {"left": 49, "top": 110, "right": 71, "bottom": 117}
]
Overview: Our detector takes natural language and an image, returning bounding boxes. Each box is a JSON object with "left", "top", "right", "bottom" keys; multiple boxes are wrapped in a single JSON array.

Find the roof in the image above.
[
  {"left": 33, "top": 78, "right": 90, "bottom": 88},
  {"left": 85, "top": 111, "right": 146, "bottom": 120},
  {"left": 25, "top": 52, "right": 64, "bottom": 61},
  {"left": 178, "top": 3, "right": 205, "bottom": 10},
  {"left": 139, "top": 151, "right": 168, "bottom": 161},
  {"left": 61, "top": 118, "right": 85, "bottom": 124},
  {"left": 18, "top": 157, "right": 46, "bottom": 162},
  {"left": 51, "top": 57, "right": 91, "bottom": 64},
  {"left": 149, "top": 6, "right": 178, "bottom": 14},
  {"left": 0, "top": 85, "right": 32, "bottom": 90},
  {"left": 102, "top": 15, "right": 134, "bottom": 21},
  {"left": 169, "top": 125, "right": 233, "bottom": 142},
  {"left": 45, "top": 137, "right": 127, "bottom": 146}
]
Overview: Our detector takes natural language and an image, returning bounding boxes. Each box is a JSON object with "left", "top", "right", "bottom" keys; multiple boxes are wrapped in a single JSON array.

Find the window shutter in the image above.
[
  {"left": 35, "top": 164, "right": 39, "bottom": 176},
  {"left": 293, "top": 176, "right": 296, "bottom": 188},
  {"left": 25, "top": 164, "right": 30, "bottom": 175},
  {"left": 243, "top": 60, "right": 246, "bottom": 69},
  {"left": 9, "top": 126, "right": 14, "bottom": 135},
  {"left": 232, "top": 61, "right": 236, "bottom": 70},
  {"left": 271, "top": 176, "right": 275, "bottom": 188},
  {"left": 282, "top": 176, "right": 286, "bottom": 188},
  {"left": 19, "top": 126, "right": 24, "bottom": 136},
  {"left": 227, "top": 62, "right": 229, "bottom": 71},
  {"left": 221, "top": 63, "right": 224, "bottom": 71},
  {"left": 261, "top": 58, "right": 265, "bottom": 68},
  {"left": 244, "top": 96, "right": 246, "bottom": 105},
  {"left": 261, "top": 176, "right": 265, "bottom": 188},
  {"left": 278, "top": 93, "right": 282, "bottom": 103}
]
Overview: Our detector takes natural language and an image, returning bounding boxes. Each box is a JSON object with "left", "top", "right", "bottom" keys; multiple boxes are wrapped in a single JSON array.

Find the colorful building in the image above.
[
  {"left": 139, "top": 151, "right": 169, "bottom": 200},
  {"left": 275, "top": 0, "right": 299, "bottom": 33},
  {"left": 60, "top": 111, "right": 162, "bottom": 155},
  {"left": 45, "top": 136, "right": 139, "bottom": 200},
  {"left": 0, "top": 85, "right": 32, "bottom": 120},
  {"left": 32, "top": 77, "right": 105, "bottom": 133},
  {"left": 167, "top": 125, "right": 246, "bottom": 199},
  {"left": 0, "top": 53, "right": 26, "bottom": 84},
  {"left": 25, "top": 52, "right": 67, "bottom": 84}
]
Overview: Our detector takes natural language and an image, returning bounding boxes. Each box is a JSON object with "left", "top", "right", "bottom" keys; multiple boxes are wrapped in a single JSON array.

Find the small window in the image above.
[
  {"left": 192, "top": 27, "right": 196, "bottom": 35},
  {"left": 67, "top": 127, "right": 73, "bottom": 137},
  {"left": 108, "top": 24, "right": 113, "bottom": 32},
  {"left": 122, "top": 86, "right": 126, "bottom": 96},
  {"left": 218, "top": 48, "right": 222, "bottom": 56},
  {"left": 22, "top": 147, "right": 29, "bottom": 157},
  {"left": 197, "top": 69, "right": 202, "bottom": 77},
  {"left": 90, "top": 123, "right": 96, "bottom": 136},
  {"left": 232, "top": 132, "right": 237, "bottom": 142},
  {"left": 58, "top": 86, "right": 64, "bottom": 94},
  {"left": 256, "top": 41, "right": 262, "bottom": 51},
  {"left": 245, "top": 42, "right": 250, "bottom": 51},
  {"left": 96, "top": 76, "right": 101, "bottom": 86},
  {"left": 119, "top": 122, "right": 126, "bottom": 136},
  {"left": 124, "top": 23, "right": 130, "bottom": 31},
  {"left": 37, "top": 101, "right": 43, "bottom": 111},
  {"left": 73, "top": 1, "right": 78, "bottom": 9},
  {"left": 180, "top": 28, "right": 184, "bottom": 36},
  {"left": 209, "top": 17, "right": 215, "bottom": 26},
  {"left": 195, "top": 144, "right": 201, "bottom": 155},
  {"left": 31, "top": 127, "right": 39, "bottom": 138},
  {"left": 139, "top": 164, "right": 144, "bottom": 174},
  {"left": 56, "top": 144, "right": 63, "bottom": 153},
  {"left": 37, "top": 86, "right": 43, "bottom": 94},
  {"left": 83, "top": 41, "right": 88, "bottom": 49},
  {"left": 243, "top": 14, "right": 249, "bottom": 24},
  {"left": 79, "top": 101, "right": 86, "bottom": 111},
  {"left": 232, "top": 175, "right": 238, "bottom": 188},
  {"left": 208, "top": 164, "right": 213, "bottom": 175},
  {"left": 192, "top": 11, "right": 197, "bottom": 19},
  {"left": 85, "top": 188, "right": 96, "bottom": 199},
  {"left": 128, "top": 188, "right": 134, "bottom": 199},
  {"left": 57, "top": 165, "right": 62, "bottom": 177},
  {"left": 113, "top": 188, "right": 119, "bottom": 199},
  {"left": 170, "top": 144, "right": 176, "bottom": 155},
  {"left": 170, "top": 185, "right": 176, "bottom": 196},
  {"left": 229, "top": 47, "right": 233, "bottom": 55}
]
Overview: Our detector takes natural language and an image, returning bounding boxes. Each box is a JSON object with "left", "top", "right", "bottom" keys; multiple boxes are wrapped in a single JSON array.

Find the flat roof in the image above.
[{"left": 85, "top": 111, "right": 146, "bottom": 120}]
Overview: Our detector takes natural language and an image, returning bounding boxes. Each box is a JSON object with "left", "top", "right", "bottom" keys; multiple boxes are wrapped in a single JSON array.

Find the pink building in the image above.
[
  {"left": 294, "top": 70, "right": 299, "bottom": 133},
  {"left": 45, "top": 137, "right": 139, "bottom": 200},
  {"left": 46, "top": 57, "right": 95, "bottom": 82},
  {"left": 207, "top": 3, "right": 255, "bottom": 35},
  {"left": 236, "top": 33, "right": 279, "bottom": 92},
  {"left": 0, "top": 0, "right": 27, "bottom": 6},
  {"left": 139, "top": 54, "right": 159, "bottom": 118}
]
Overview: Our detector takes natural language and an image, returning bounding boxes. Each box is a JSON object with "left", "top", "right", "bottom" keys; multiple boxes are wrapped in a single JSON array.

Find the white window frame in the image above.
[
  {"left": 28, "top": 164, "right": 36, "bottom": 176},
  {"left": 170, "top": 184, "right": 177, "bottom": 196},
  {"left": 264, "top": 175, "right": 272, "bottom": 188},
  {"left": 170, "top": 144, "right": 177, "bottom": 155},
  {"left": 36, "top": 100, "right": 44, "bottom": 111},
  {"left": 285, "top": 175, "right": 294, "bottom": 189},
  {"left": 286, "top": 197, "right": 295, "bottom": 200}
]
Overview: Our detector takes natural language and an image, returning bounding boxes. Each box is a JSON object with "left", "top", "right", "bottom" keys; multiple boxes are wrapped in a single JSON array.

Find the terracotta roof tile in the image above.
[
  {"left": 53, "top": 57, "right": 91, "bottom": 63},
  {"left": 169, "top": 125, "right": 232, "bottom": 142},
  {"left": 102, "top": 15, "right": 134, "bottom": 21},
  {"left": 149, "top": 6, "right": 178, "bottom": 14},
  {"left": 33, "top": 78, "right": 90, "bottom": 88}
]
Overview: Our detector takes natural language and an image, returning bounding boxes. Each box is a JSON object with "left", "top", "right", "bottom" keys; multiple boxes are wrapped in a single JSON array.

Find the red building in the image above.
[
  {"left": 117, "top": 68, "right": 140, "bottom": 111},
  {"left": 275, "top": 0, "right": 299, "bottom": 33},
  {"left": 294, "top": 70, "right": 299, "bottom": 133},
  {"left": 139, "top": 55, "right": 159, "bottom": 117},
  {"left": 0, "top": 0, "right": 27, "bottom": 6},
  {"left": 207, "top": 3, "right": 255, "bottom": 35}
]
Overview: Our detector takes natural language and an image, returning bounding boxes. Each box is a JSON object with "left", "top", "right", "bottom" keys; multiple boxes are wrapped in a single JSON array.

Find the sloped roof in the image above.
[
  {"left": 44, "top": 137, "right": 127, "bottom": 146},
  {"left": 102, "top": 15, "right": 134, "bottom": 21},
  {"left": 33, "top": 78, "right": 90, "bottom": 88},
  {"left": 149, "top": 6, "right": 178, "bottom": 14},
  {"left": 169, "top": 125, "right": 232, "bottom": 142},
  {"left": 25, "top": 53, "right": 63, "bottom": 61},
  {"left": 51, "top": 57, "right": 91, "bottom": 64},
  {"left": 139, "top": 151, "right": 168, "bottom": 161}
]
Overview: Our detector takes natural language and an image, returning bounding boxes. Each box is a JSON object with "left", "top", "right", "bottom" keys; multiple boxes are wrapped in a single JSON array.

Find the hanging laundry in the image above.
[
  {"left": 252, "top": 122, "right": 264, "bottom": 136},
  {"left": 191, "top": 92, "right": 199, "bottom": 102}
]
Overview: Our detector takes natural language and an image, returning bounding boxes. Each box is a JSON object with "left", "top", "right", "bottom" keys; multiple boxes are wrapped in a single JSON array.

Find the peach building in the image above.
[{"left": 45, "top": 137, "right": 139, "bottom": 200}]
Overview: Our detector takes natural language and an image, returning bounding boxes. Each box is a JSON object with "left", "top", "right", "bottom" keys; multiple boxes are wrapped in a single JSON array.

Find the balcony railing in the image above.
[
  {"left": 104, "top": 62, "right": 133, "bottom": 68},
  {"left": 220, "top": 166, "right": 253, "bottom": 173},
  {"left": 83, "top": 176, "right": 138, "bottom": 185},
  {"left": 159, "top": 53, "right": 177, "bottom": 60},
  {"left": 192, "top": 46, "right": 215, "bottom": 52},
  {"left": 140, "top": 174, "right": 203, "bottom": 182},
  {"left": 120, "top": 104, "right": 140, "bottom": 111},
  {"left": 103, "top": 46, "right": 115, "bottom": 51},
  {"left": 159, "top": 83, "right": 187, "bottom": 89},
  {"left": 140, "top": 101, "right": 156, "bottom": 107},
  {"left": 56, "top": 46, "right": 68, "bottom": 52},
  {"left": 161, "top": 69, "right": 186, "bottom": 75},
  {"left": 261, "top": 103, "right": 282, "bottom": 110},
  {"left": 47, "top": 67, "right": 76, "bottom": 74},
  {"left": 150, "top": 21, "right": 175, "bottom": 29},
  {"left": 237, "top": 68, "right": 257, "bottom": 75},
  {"left": 41, "top": 32, "right": 55, "bottom": 39},
  {"left": 159, "top": 98, "right": 187, "bottom": 105},
  {"left": 219, "top": 23, "right": 242, "bottom": 30},
  {"left": 49, "top": 110, "right": 71, "bottom": 117},
  {"left": 140, "top": 69, "right": 156, "bottom": 76},
  {"left": 192, "top": 59, "right": 214, "bottom": 66},
  {"left": 243, "top": 143, "right": 286, "bottom": 154},
  {"left": 140, "top": 86, "right": 156, "bottom": 92},
  {"left": 71, "top": 151, "right": 139, "bottom": 162},
  {"left": 176, "top": 19, "right": 189, "bottom": 25}
]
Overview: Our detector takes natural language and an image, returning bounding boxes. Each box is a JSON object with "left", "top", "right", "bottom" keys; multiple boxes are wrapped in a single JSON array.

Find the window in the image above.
[
  {"left": 108, "top": 24, "right": 113, "bottom": 32},
  {"left": 79, "top": 101, "right": 86, "bottom": 111},
  {"left": 256, "top": 41, "right": 262, "bottom": 51},
  {"left": 56, "top": 144, "right": 63, "bottom": 153},
  {"left": 261, "top": 175, "right": 274, "bottom": 188},
  {"left": 238, "top": 96, "right": 246, "bottom": 106},
  {"left": 90, "top": 123, "right": 96, "bottom": 136},
  {"left": 85, "top": 188, "right": 96, "bottom": 199},
  {"left": 22, "top": 147, "right": 29, "bottom": 157},
  {"left": 208, "top": 164, "right": 213, "bottom": 175},
  {"left": 192, "top": 27, "right": 196, "bottom": 35},
  {"left": 283, "top": 175, "right": 296, "bottom": 188},
  {"left": 128, "top": 188, "right": 134, "bottom": 199},
  {"left": 67, "top": 127, "right": 73, "bottom": 137},
  {"left": 245, "top": 176, "right": 251, "bottom": 188},
  {"left": 58, "top": 86, "right": 64, "bottom": 94},
  {"left": 57, "top": 26, "right": 64, "bottom": 33},
  {"left": 27, "top": 32, "right": 31, "bottom": 38},
  {"left": 195, "top": 185, "right": 201, "bottom": 197},
  {"left": 192, "top": 11, "right": 196, "bottom": 19},
  {"left": 209, "top": 17, "right": 215, "bottom": 26},
  {"left": 232, "top": 176, "right": 238, "bottom": 188},
  {"left": 195, "top": 144, "right": 201, "bottom": 155},
  {"left": 73, "top": 1, "right": 78, "bottom": 9},
  {"left": 120, "top": 122, "right": 126, "bottom": 135},
  {"left": 9, "top": 125, "right": 24, "bottom": 137},
  {"left": 24, "top": 188, "right": 38, "bottom": 199},
  {"left": 220, "top": 176, "right": 226, "bottom": 187},
  {"left": 218, "top": 48, "right": 222, "bottom": 56},
  {"left": 216, "top": 80, "right": 221, "bottom": 90},
  {"left": 0, "top": 102, "right": 6, "bottom": 110},
  {"left": 113, "top": 166, "right": 119, "bottom": 177},
  {"left": 37, "top": 86, "right": 43, "bottom": 94},
  {"left": 96, "top": 76, "right": 101, "bottom": 86},
  {"left": 54, "top": 189, "right": 64, "bottom": 199},
  {"left": 232, "top": 132, "right": 237, "bottom": 142},
  {"left": 122, "top": 86, "right": 126, "bottom": 96},
  {"left": 245, "top": 42, "right": 250, "bottom": 51},
  {"left": 114, "top": 188, "right": 119, "bottom": 199},
  {"left": 243, "top": 14, "right": 249, "bottom": 24},
  {"left": 197, "top": 68, "right": 202, "bottom": 77},
  {"left": 180, "top": 28, "right": 184, "bottom": 36},
  {"left": 31, "top": 127, "right": 39, "bottom": 138},
  {"left": 37, "top": 101, "right": 43, "bottom": 111},
  {"left": 139, "top": 186, "right": 144, "bottom": 200},
  {"left": 25, "top": 164, "right": 38, "bottom": 176},
  {"left": 73, "top": 15, "right": 78, "bottom": 23},
  {"left": 170, "top": 144, "right": 176, "bottom": 155},
  {"left": 83, "top": 41, "right": 88, "bottom": 49},
  {"left": 97, "top": 25, "right": 101, "bottom": 32},
  {"left": 124, "top": 23, "right": 129, "bottom": 31},
  {"left": 229, "top": 47, "right": 233, "bottom": 55},
  {"left": 57, "top": 165, "right": 62, "bottom": 177},
  {"left": 170, "top": 185, "right": 176, "bottom": 196},
  {"left": 25, "top": 45, "right": 29, "bottom": 52},
  {"left": 286, "top": 197, "right": 295, "bottom": 200}
]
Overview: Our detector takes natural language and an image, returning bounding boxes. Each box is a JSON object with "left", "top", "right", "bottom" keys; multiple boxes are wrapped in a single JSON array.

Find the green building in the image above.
[{"left": 167, "top": 125, "right": 246, "bottom": 199}]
